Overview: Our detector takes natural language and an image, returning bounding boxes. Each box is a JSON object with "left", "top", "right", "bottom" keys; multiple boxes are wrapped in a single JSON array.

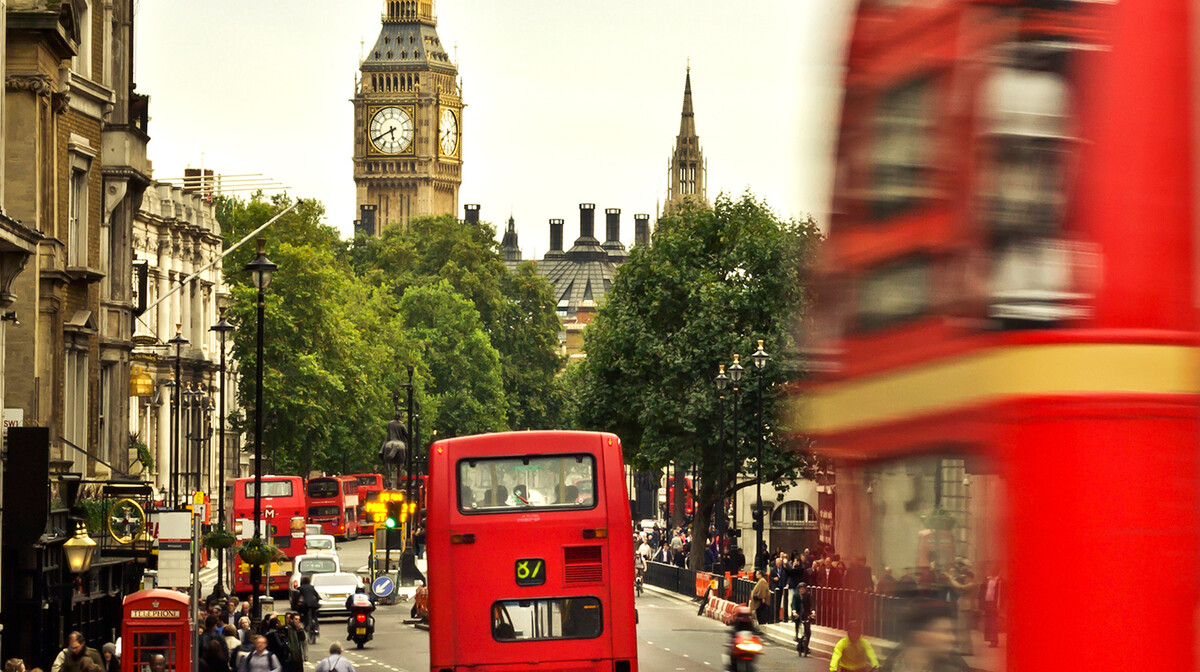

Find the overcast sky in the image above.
[{"left": 134, "top": 1, "right": 854, "bottom": 254}]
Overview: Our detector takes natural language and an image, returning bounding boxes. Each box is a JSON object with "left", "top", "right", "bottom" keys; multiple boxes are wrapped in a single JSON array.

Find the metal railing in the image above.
[{"left": 644, "top": 560, "right": 709, "bottom": 597}]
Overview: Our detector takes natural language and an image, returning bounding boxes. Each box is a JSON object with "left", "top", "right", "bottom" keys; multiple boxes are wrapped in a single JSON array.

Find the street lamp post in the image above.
[
  {"left": 750, "top": 340, "right": 769, "bottom": 569},
  {"left": 728, "top": 354, "right": 743, "bottom": 551},
  {"left": 714, "top": 364, "right": 729, "bottom": 567},
  {"left": 211, "top": 311, "right": 235, "bottom": 598},
  {"left": 168, "top": 326, "right": 188, "bottom": 507},
  {"left": 244, "top": 238, "right": 277, "bottom": 622}
]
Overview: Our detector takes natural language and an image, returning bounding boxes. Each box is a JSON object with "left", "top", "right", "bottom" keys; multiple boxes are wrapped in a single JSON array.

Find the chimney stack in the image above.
[
  {"left": 634, "top": 214, "right": 650, "bottom": 246},
  {"left": 548, "top": 218, "right": 565, "bottom": 256},
  {"left": 578, "top": 203, "right": 596, "bottom": 240},
  {"left": 464, "top": 204, "right": 480, "bottom": 224},
  {"left": 604, "top": 208, "right": 621, "bottom": 243}
]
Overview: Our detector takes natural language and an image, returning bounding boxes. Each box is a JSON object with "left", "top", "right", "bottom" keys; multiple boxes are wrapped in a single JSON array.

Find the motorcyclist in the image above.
[
  {"left": 344, "top": 586, "right": 375, "bottom": 613},
  {"left": 727, "top": 606, "right": 762, "bottom": 671}
]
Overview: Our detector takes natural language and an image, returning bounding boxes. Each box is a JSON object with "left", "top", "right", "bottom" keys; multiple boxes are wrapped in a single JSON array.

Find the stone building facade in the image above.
[
  {"left": 4, "top": 0, "right": 150, "bottom": 479},
  {"left": 131, "top": 180, "right": 241, "bottom": 504}
]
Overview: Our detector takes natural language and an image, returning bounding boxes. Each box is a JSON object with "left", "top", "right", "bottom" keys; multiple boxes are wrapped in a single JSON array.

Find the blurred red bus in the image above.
[
  {"left": 306, "top": 475, "right": 360, "bottom": 540},
  {"left": 803, "top": 2, "right": 1200, "bottom": 670},
  {"left": 231, "top": 475, "right": 306, "bottom": 595},
  {"left": 351, "top": 473, "right": 384, "bottom": 534},
  {"left": 427, "top": 431, "right": 637, "bottom": 672}
]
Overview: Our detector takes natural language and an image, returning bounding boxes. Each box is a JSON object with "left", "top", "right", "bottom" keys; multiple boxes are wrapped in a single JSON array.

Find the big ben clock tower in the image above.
[{"left": 354, "top": 0, "right": 463, "bottom": 234}]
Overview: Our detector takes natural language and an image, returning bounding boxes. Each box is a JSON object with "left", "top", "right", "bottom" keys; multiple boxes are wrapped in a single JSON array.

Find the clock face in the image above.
[
  {"left": 439, "top": 108, "right": 459, "bottom": 156},
  {"left": 369, "top": 107, "right": 414, "bottom": 154}
]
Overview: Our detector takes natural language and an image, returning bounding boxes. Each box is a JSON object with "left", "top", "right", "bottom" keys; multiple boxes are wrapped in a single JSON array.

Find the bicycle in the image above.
[
  {"left": 305, "top": 607, "right": 320, "bottom": 645},
  {"left": 635, "top": 569, "right": 644, "bottom": 596}
]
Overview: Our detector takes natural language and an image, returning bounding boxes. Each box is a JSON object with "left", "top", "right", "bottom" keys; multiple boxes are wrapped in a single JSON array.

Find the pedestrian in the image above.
[
  {"left": 284, "top": 613, "right": 306, "bottom": 672},
  {"left": 5, "top": 658, "right": 27, "bottom": 672},
  {"left": 846, "top": 556, "right": 874, "bottom": 593},
  {"left": 876, "top": 567, "right": 898, "bottom": 595},
  {"left": 792, "top": 583, "right": 815, "bottom": 657},
  {"left": 313, "top": 643, "right": 354, "bottom": 672},
  {"left": 829, "top": 620, "right": 880, "bottom": 672},
  {"left": 199, "top": 615, "right": 223, "bottom": 656},
  {"left": 881, "top": 600, "right": 971, "bottom": 672},
  {"left": 201, "top": 638, "right": 231, "bottom": 672},
  {"left": 237, "top": 636, "right": 281, "bottom": 672},
  {"left": 948, "top": 564, "right": 977, "bottom": 656},
  {"left": 769, "top": 555, "right": 789, "bottom": 620},
  {"left": 146, "top": 654, "right": 166, "bottom": 672},
  {"left": 99, "top": 644, "right": 119, "bottom": 672},
  {"left": 237, "top": 617, "right": 254, "bottom": 645},
  {"left": 978, "top": 565, "right": 1003, "bottom": 648},
  {"left": 51, "top": 632, "right": 104, "bottom": 672},
  {"left": 223, "top": 626, "right": 242, "bottom": 663},
  {"left": 414, "top": 526, "right": 426, "bottom": 558},
  {"left": 748, "top": 569, "right": 771, "bottom": 625}
]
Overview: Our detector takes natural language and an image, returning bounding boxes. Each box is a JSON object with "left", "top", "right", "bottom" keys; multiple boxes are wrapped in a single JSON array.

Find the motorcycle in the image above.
[
  {"left": 346, "top": 594, "right": 377, "bottom": 649},
  {"left": 726, "top": 629, "right": 763, "bottom": 672}
]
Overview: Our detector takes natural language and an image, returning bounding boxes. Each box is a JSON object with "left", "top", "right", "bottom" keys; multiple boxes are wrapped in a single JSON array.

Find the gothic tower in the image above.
[
  {"left": 664, "top": 67, "right": 707, "bottom": 214},
  {"left": 353, "top": 0, "right": 463, "bottom": 235}
]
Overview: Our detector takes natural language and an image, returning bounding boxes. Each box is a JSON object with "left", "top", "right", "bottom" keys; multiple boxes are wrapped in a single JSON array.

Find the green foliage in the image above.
[
  {"left": 573, "top": 193, "right": 821, "bottom": 565},
  {"left": 217, "top": 196, "right": 564, "bottom": 476}
]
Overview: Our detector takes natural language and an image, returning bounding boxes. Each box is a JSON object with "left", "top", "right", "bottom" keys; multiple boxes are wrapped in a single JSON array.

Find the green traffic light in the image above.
[{"left": 386, "top": 518, "right": 396, "bottom": 528}]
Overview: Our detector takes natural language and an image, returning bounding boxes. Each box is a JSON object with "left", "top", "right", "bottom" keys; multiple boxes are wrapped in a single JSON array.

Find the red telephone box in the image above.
[{"left": 121, "top": 590, "right": 192, "bottom": 672}]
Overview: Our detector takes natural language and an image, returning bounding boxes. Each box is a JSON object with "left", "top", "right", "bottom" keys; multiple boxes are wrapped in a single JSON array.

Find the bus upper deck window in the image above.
[{"left": 458, "top": 454, "right": 597, "bottom": 513}]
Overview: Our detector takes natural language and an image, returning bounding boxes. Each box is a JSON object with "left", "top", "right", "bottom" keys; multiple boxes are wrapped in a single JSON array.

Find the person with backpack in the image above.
[
  {"left": 50, "top": 633, "right": 103, "bottom": 672},
  {"left": 237, "top": 636, "right": 280, "bottom": 672},
  {"left": 313, "top": 644, "right": 354, "bottom": 672}
]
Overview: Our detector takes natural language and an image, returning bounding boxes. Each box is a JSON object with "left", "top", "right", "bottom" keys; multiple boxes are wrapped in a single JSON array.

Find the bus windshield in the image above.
[
  {"left": 458, "top": 454, "right": 596, "bottom": 511},
  {"left": 307, "top": 480, "right": 339, "bottom": 498}
]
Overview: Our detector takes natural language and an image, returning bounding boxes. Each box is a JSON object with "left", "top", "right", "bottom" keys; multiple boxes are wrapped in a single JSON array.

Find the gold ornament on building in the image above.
[
  {"left": 107, "top": 497, "right": 147, "bottom": 545},
  {"left": 129, "top": 365, "right": 154, "bottom": 397}
]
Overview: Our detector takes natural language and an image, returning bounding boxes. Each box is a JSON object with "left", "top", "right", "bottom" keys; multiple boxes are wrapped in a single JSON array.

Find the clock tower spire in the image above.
[
  {"left": 353, "top": 0, "right": 463, "bottom": 235},
  {"left": 664, "top": 67, "right": 706, "bottom": 214}
]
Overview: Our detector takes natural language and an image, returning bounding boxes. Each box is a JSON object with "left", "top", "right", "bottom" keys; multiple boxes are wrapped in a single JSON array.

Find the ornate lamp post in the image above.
[
  {"left": 168, "top": 326, "right": 189, "bottom": 507},
  {"left": 244, "top": 238, "right": 276, "bottom": 621},
  {"left": 714, "top": 364, "right": 729, "bottom": 566},
  {"left": 750, "top": 340, "right": 770, "bottom": 568},
  {"left": 211, "top": 310, "right": 235, "bottom": 598},
  {"left": 728, "top": 354, "right": 743, "bottom": 550}
]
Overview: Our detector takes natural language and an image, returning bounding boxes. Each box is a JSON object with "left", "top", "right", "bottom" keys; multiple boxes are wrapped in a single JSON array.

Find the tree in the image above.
[
  {"left": 574, "top": 192, "right": 821, "bottom": 568},
  {"left": 397, "top": 280, "right": 508, "bottom": 437},
  {"left": 346, "top": 216, "right": 564, "bottom": 431},
  {"left": 219, "top": 194, "right": 417, "bottom": 476}
]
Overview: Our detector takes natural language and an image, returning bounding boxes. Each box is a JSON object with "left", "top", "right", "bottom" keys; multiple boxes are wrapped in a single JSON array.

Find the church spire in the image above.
[
  {"left": 664, "top": 66, "right": 707, "bottom": 214},
  {"left": 679, "top": 66, "right": 696, "bottom": 138}
]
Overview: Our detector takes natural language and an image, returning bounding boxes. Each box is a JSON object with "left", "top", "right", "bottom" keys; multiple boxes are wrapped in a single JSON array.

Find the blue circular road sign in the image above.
[{"left": 371, "top": 576, "right": 395, "bottom": 598}]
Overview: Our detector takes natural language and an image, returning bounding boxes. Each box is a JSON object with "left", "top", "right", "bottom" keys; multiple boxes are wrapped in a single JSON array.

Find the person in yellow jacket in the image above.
[{"left": 830, "top": 620, "right": 880, "bottom": 671}]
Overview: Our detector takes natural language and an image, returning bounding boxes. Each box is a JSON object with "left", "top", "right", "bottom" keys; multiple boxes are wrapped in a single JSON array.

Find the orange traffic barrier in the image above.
[
  {"left": 723, "top": 572, "right": 732, "bottom": 600},
  {"left": 695, "top": 572, "right": 711, "bottom": 598}
]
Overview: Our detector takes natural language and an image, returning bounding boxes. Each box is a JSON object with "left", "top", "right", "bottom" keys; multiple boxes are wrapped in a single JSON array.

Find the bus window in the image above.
[
  {"left": 458, "top": 454, "right": 596, "bottom": 512},
  {"left": 490, "top": 597, "right": 602, "bottom": 641},
  {"left": 245, "top": 480, "right": 293, "bottom": 498},
  {"left": 307, "top": 480, "right": 339, "bottom": 499}
]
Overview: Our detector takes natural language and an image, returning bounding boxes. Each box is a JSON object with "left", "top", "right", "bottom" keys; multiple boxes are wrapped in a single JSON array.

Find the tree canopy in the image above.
[
  {"left": 571, "top": 192, "right": 821, "bottom": 567},
  {"left": 218, "top": 195, "right": 564, "bottom": 477}
]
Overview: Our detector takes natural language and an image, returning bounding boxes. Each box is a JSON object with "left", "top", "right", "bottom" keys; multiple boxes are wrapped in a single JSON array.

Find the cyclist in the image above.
[
  {"left": 829, "top": 620, "right": 880, "bottom": 671},
  {"left": 296, "top": 576, "right": 322, "bottom": 641}
]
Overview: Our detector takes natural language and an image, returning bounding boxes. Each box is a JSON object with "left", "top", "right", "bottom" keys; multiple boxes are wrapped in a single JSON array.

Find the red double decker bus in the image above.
[
  {"left": 427, "top": 431, "right": 637, "bottom": 672},
  {"left": 351, "top": 473, "right": 384, "bottom": 534},
  {"left": 306, "top": 475, "right": 361, "bottom": 540},
  {"left": 801, "top": 2, "right": 1200, "bottom": 670},
  {"left": 231, "top": 475, "right": 307, "bottom": 595}
]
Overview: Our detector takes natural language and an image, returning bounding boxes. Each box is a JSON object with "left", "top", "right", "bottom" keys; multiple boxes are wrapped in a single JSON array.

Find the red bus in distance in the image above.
[
  {"left": 427, "top": 431, "right": 637, "bottom": 672},
  {"left": 306, "top": 475, "right": 361, "bottom": 540},
  {"left": 231, "top": 475, "right": 306, "bottom": 595},
  {"left": 351, "top": 473, "right": 383, "bottom": 534}
]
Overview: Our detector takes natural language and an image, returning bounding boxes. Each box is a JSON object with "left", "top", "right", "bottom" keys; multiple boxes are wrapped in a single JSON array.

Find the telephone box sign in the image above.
[{"left": 129, "top": 609, "right": 181, "bottom": 618}]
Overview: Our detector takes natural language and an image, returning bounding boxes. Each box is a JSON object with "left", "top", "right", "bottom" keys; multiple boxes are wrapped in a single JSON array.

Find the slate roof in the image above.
[
  {"left": 362, "top": 20, "right": 456, "bottom": 76},
  {"left": 538, "top": 224, "right": 619, "bottom": 321}
]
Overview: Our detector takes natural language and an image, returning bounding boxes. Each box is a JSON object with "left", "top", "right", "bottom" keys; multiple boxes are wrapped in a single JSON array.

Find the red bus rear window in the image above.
[
  {"left": 307, "top": 480, "right": 339, "bottom": 498},
  {"left": 491, "top": 597, "right": 602, "bottom": 641},
  {"left": 309, "top": 506, "right": 339, "bottom": 517},
  {"left": 244, "top": 480, "right": 293, "bottom": 498},
  {"left": 458, "top": 454, "right": 597, "bottom": 512}
]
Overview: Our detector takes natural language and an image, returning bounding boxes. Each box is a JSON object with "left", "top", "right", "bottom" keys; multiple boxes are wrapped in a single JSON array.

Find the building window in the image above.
[
  {"left": 73, "top": 0, "right": 92, "bottom": 78},
  {"left": 870, "top": 76, "right": 936, "bottom": 219},
  {"left": 99, "top": 363, "right": 112, "bottom": 465},
  {"left": 64, "top": 350, "right": 89, "bottom": 469},
  {"left": 771, "top": 501, "right": 818, "bottom": 528},
  {"left": 69, "top": 168, "right": 88, "bottom": 266}
]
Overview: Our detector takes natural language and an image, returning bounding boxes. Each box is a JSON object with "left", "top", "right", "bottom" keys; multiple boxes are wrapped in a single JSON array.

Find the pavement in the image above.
[{"left": 643, "top": 583, "right": 1006, "bottom": 671}]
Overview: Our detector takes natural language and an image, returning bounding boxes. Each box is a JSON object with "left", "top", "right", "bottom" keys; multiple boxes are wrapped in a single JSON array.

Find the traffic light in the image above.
[
  {"left": 380, "top": 490, "right": 405, "bottom": 528},
  {"left": 385, "top": 501, "right": 401, "bottom": 528}
]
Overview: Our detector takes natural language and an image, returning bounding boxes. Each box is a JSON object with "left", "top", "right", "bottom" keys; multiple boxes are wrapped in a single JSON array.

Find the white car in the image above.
[
  {"left": 305, "top": 534, "right": 338, "bottom": 557},
  {"left": 310, "top": 572, "right": 364, "bottom": 617},
  {"left": 305, "top": 524, "right": 322, "bottom": 536},
  {"left": 288, "top": 553, "right": 341, "bottom": 608}
]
